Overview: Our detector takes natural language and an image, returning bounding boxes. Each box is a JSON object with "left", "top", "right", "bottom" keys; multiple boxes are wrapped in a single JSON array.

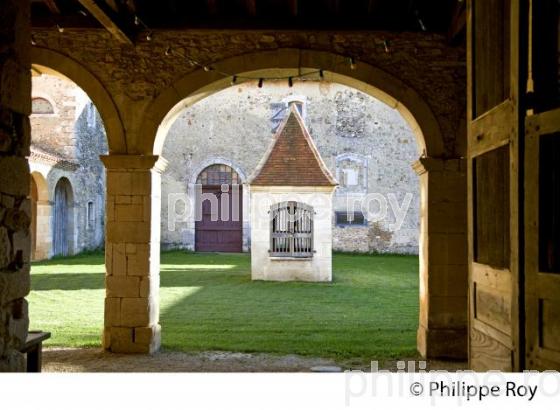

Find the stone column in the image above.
[
  {"left": 101, "top": 155, "right": 167, "bottom": 353},
  {"left": 413, "top": 157, "right": 468, "bottom": 360},
  {"left": 0, "top": 0, "right": 31, "bottom": 372}
]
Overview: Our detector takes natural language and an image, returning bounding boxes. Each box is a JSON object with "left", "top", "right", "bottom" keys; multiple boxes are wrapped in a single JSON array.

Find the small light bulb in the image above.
[
  {"left": 258, "top": 78, "right": 264, "bottom": 88},
  {"left": 349, "top": 57, "right": 356, "bottom": 70},
  {"left": 230, "top": 75, "right": 237, "bottom": 86},
  {"left": 134, "top": 15, "right": 140, "bottom": 26},
  {"left": 288, "top": 77, "right": 293, "bottom": 87},
  {"left": 203, "top": 66, "right": 212, "bottom": 72},
  {"left": 383, "top": 40, "right": 390, "bottom": 53},
  {"left": 31, "top": 35, "right": 37, "bottom": 46},
  {"left": 146, "top": 31, "right": 153, "bottom": 41},
  {"left": 319, "top": 69, "right": 324, "bottom": 79},
  {"left": 56, "top": 24, "right": 64, "bottom": 33},
  {"left": 165, "top": 47, "right": 172, "bottom": 56}
]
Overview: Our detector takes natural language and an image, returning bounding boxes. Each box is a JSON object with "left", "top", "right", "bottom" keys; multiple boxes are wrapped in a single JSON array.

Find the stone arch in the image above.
[
  {"left": 30, "top": 171, "right": 50, "bottom": 260},
  {"left": 189, "top": 157, "right": 248, "bottom": 185},
  {"left": 144, "top": 48, "right": 444, "bottom": 157},
  {"left": 31, "top": 94, "right": 57, "bottom": 116},
  {"left": 31, "top": 47, "right": 126, "bottom": 153}
]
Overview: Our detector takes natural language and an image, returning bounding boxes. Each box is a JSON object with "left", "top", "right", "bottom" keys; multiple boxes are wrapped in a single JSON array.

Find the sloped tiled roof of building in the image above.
[{"left": 250, "top": 105, "right": 337, "bottom": 186}]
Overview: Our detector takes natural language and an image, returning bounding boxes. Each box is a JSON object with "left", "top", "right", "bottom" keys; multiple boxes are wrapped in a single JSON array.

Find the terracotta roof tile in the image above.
[{"left": 250, "top": 105, "right": 337, "bottom": 186}]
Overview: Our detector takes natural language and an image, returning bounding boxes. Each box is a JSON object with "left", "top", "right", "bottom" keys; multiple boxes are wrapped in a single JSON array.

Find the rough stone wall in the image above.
[
  {"left": 0, "top": 0, "right": 31, "bottom": 372},
  {"left": 31, "top": 29, "right": 465, "bottom": 157},
  {"left": 161, "top": 81, "right": 419, "bottom": 254},
  {"left": 30, "top": 75, "right": 107, "bottom": 255}
]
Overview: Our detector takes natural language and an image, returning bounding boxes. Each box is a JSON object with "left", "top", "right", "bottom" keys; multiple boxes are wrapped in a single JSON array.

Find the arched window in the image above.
[
  {"left": 270, "top": 201, "right": 313, "bottom": 257},
  {"left": 196, "top": 164, "right": 240, "bottom": 185},
  {"left": 31, "top": 97, "right": 55, "bottom": 114}
]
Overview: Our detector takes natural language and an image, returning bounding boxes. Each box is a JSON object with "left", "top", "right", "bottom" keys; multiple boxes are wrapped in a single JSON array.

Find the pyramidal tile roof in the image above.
[{"left": 250, "top": 105, "right": 337, "bottom": 187}]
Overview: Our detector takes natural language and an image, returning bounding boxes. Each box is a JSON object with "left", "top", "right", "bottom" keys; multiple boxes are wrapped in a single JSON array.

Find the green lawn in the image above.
[{"left": 29, "top": 251, "right": 419, "bottom": 360}]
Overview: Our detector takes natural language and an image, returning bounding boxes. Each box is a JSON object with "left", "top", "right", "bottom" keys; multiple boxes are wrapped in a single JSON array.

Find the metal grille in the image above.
[
  {"left": 270, "top": 201, "right": 313, "bottom": 257},
  {"left": 196, "top": 164, "right": 240, "bottom": 185}
]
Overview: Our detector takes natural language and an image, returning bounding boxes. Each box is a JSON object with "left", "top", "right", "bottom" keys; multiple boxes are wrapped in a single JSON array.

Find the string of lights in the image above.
[
  {"left": 33, "top": 11, "right": 406, "bottom": 88},
  {"left": 133, "top": 14, "right": 359, "bottom": 87}
]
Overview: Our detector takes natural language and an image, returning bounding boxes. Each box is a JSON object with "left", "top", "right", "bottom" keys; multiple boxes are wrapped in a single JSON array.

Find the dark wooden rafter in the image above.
[
  {"left": 244, "top": 0, "right": 257, "bottom": 17},
  {"left": 447, "top": 0, "right": 466, "bottom": 43},
  {"left": 367, "top": 0, "right": 379, "bottom": 15},
  {"left": 288, "top": 0, "right": 298, "bottom": 17},
  {"left": 77, "top": 0, "right": 133, "bottom": 45},
  {"left": 42, "top": 0, "right": 61, "bottom": 14},
  {"left": 327, "top": 0, "right": 339, "bottom": 14},
  {"left": 207, "top": 0, "right": 218, "bottom": 15}
]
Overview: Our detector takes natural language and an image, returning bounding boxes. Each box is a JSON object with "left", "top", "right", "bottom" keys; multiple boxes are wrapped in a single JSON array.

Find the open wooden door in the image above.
[
  {"left": 467, "top": 0, "right": 525, "bottom": 371},
  {"left": 524, "top": 0, "right": 560, "bottom": 370}
]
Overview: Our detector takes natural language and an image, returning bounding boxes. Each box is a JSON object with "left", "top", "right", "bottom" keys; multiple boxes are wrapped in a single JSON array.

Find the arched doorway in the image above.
[
  {"left": 195, "top": 164, "right": 243, "bottom": 252},
  {"left": 53, "top": 177, "right": 74, "bottom": 257},
  {"left": 29, "top": 171, "right": 50, "bottom": 260}
]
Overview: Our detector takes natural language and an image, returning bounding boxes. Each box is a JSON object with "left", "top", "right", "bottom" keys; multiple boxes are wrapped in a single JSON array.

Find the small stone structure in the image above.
[{"left": 250, "top": 106, "right": 337, "bottom": 282}]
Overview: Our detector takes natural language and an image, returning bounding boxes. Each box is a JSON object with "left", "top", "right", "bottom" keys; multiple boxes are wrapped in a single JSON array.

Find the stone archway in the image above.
[
  {"left": 102, "top": 49, "right": 467, "bottom": 359},
  {"left": 30, "top": 171, "right": 50, "bottom": 260},
  {"left": 144, "top": 49, "right": 444, "bottom": 157},
  {"left": 31, "top": 47, "right": 126, "bottom": 154}
]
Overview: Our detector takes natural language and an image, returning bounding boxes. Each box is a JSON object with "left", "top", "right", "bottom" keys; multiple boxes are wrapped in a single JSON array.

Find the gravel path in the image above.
[{"left": 42, "top": 348, "right": 467, "bottom": 372}]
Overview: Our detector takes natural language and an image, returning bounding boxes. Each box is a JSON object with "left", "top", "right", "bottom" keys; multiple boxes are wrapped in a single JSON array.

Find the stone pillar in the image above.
[
  {"left": 101, "top": 155, "right": 167, "bottom": 354},
  {"left": 0, "top": 0, "right": 31, "bottom": 372},
  {"left": 413, "top": 157, "right": 468, "bottom": 360}
]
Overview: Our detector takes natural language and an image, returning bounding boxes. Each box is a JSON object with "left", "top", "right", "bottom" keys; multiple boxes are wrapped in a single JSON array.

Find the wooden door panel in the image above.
[
  {"left": 468, "top": 0, "right": 521, "bottom": 370},
  {"left": 525, "top": 110, "right": 560, "bottom": 370},
  {"left": 195, "top": 186, "right": 243, "bottom": 253}
]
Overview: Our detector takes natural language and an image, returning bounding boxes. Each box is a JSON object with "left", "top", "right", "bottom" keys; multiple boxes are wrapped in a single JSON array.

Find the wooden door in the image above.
[
  {"left": 195, "top": 186, "right": 243, "bottom": 253},
  {"left": 467, "top": 0, "right": 525, "bottom": 371},
  {"left": 524, "top": 0, "right": 560, "bottom": 370}
]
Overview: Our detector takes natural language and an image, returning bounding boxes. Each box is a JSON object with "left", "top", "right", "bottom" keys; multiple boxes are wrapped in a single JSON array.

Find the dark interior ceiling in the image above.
[{"left": 31, "top": 0, "right": 466, "bottom": 44}]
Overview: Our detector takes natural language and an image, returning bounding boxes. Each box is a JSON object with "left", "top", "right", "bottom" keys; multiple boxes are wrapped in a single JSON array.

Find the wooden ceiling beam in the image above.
[
  {"left": 447, "top": 0, "right": 466, "bottom": 43},
  {"left": 77, "top": 0, "right": 133, "bottom": 45},
  {"left": 207, "top": 0, "right": 218, "bottom": 14},
  {"left": 42, "top": 0, "right": 61, "bottom": 14},
  {"left": 288, "top": 0, "right": 298, "bottom": 17},
  {"left": 244, "top": 0, "right": 257, "bottom": 17}
]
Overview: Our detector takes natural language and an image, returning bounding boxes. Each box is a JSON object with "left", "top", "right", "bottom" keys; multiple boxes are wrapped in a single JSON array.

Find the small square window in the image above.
[{"left": 335, "top": 211, "right": 367, "bottom": 227}]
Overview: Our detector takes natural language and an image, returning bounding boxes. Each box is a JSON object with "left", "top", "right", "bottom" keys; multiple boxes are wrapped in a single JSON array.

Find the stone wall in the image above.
[
  {"left": 0, "top": 0, "right": 31, "bottom": 372},
  {"left": 31, "top": 29, "right": 465, "bottom": 157},
  {"left": 161, "top": 81, "right": 419, "bottom": 254},
  {"left": 30, "top": 75, "right": 107, "bottom": 256}
]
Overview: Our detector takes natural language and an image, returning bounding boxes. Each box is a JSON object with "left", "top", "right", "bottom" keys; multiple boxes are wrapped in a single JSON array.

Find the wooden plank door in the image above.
[
  {"left": 524, "top": 0, "right": 560, "bottom": 370},
  {"left": 195, "top": 186, "right": 243, "bottom": 253},
  {"left": 467, "top": 0, "right": 525, "bottom": 371}
]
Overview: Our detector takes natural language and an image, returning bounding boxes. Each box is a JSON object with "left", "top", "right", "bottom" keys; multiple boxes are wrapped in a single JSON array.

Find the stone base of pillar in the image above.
[
  {"left": 417, "top": 324, "right": 467, "bottom": 360},
  {"left": 103, "top": 324, "right": 161, "bottom": 354}
]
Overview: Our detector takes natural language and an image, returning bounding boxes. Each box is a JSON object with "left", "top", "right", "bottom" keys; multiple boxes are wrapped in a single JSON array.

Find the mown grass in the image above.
[{"left": 29, "top": 251, "right": 419, "bottom": 360}]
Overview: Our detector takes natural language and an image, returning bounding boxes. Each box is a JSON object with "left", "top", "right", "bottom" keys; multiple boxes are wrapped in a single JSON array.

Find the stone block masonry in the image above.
[
  {"left": 101, "top": 155, "right": 167, "bottom": 354},
  {"left": 0, "top": 0, "right": 31, "bottom": 372}
]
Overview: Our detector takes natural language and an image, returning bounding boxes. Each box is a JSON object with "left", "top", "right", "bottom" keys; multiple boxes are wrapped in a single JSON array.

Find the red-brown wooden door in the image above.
[{"left": 195, "top": 186, "right": 242, "bottom": 253}]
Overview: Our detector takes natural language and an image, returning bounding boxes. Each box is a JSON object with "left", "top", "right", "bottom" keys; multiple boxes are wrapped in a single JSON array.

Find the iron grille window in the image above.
[
  {"left": 335, "top": 211, "right": 366, "bottom": 226},
  {"left": 270, "top": 201, "right": 313, "bottom": 258}
]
